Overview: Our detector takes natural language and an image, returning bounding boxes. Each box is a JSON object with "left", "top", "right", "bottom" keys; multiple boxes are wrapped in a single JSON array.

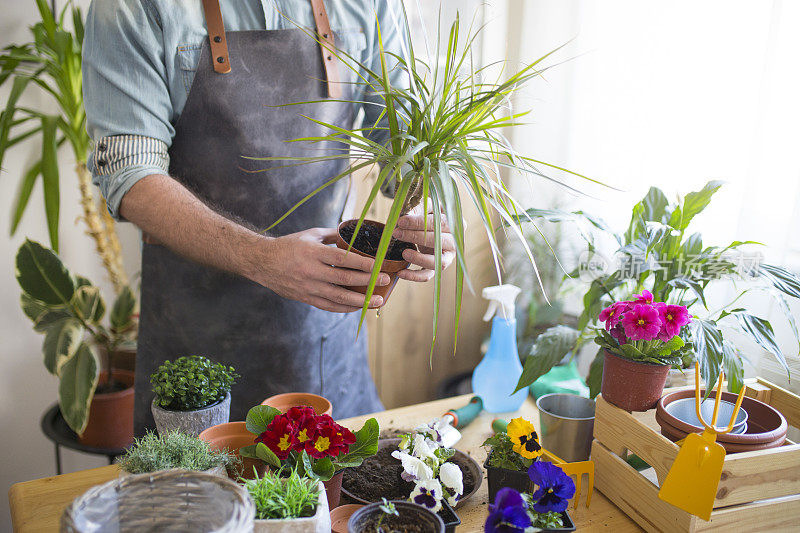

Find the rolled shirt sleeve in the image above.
[{"left": 82, "top": 0, "right": 174, "bottom": 219}]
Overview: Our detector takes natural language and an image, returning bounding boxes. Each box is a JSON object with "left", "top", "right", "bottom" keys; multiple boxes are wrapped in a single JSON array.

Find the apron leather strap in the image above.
[
  {"left": 199, "top": 0, "right": 341, "bottom": 96},
  {"left": 309, "top": 0, "right": 342, "bottom": 98},
  {"left": 201, "top": 0, "right": 231, "bottom": 74}
]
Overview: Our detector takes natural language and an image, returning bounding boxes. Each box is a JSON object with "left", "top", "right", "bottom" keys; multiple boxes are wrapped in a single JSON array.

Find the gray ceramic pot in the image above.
[{"left": 151, "top": 393, "right": 231, "bottom": 437}]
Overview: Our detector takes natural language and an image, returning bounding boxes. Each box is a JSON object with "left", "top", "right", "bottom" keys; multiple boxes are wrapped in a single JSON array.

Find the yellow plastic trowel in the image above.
[{"left": 658, "top": 363, "right": 746, "bottom": 521}]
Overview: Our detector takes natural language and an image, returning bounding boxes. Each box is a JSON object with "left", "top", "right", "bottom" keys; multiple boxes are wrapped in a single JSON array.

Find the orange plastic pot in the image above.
[
  {"left": 261, "top": 392, "right": 332, "bottom": 416},
  {"left": 199, "top": 421, "right": 265, "bottom": 479},
  {"left": 330, "top": 503, "right": 364, "bottom": 533},
  {"left": 600, "top": 350, "right": 670, "bottom": 412},
  {"left": 78, "top": 370, "right": 135, "bottom": 449},
  {"left": 335, "top": 219, "right": 413, "bottom": 304}
]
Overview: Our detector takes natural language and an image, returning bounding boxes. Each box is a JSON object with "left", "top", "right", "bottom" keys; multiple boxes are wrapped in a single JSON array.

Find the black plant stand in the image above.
[{"left": 40, "top": 403, "right": 126, "bottom": 475}]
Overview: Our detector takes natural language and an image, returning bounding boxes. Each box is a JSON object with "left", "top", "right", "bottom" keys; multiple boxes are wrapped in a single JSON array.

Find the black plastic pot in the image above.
[
  {"left": 484, "top": 453, "right": 532, "bottom": 503},
  {"left": 348, "top": 500, "right": 444, "bottom": 533},
  {"left": 437, "top": 500, "right": 461, "bottom": 533},
  {"left": 538, "top": 510, "right": 576, "bottom": 532}
]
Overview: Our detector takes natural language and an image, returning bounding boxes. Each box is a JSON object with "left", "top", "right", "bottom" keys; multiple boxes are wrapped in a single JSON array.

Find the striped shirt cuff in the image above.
[{"left": 88, "top": 135, "right": 170, "bottom": 220}]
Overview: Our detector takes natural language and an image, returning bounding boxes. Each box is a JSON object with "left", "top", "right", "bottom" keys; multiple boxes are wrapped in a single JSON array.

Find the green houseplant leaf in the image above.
[
  {"left": 42, "top": 317, "right": 83, "bottom": 375},
  {"left": 72, "top": 285, "right": 105, "bottom": 324},
  {"left": 333, "top": 417, "right": 379, "bottom": 469},
  {"left": 514, "top": 325, "right": 579, "bottom": 393},
  {"left": 58, "top": 342, "right": 99, "bottom": 434},
  {"left": 110, "top": 285, "right": 136, "bottom": 330},
  {"left": 15, "top": 239, "right": 75, "bottom": 305},
  {"left": 245, "top": 405, "right": 282, "bottom": 435}
]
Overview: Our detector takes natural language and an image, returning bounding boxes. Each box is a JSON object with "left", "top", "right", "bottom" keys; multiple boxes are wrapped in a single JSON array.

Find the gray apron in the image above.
[{"left": 134, "top": 0, "right": 383, "bottom": 436}]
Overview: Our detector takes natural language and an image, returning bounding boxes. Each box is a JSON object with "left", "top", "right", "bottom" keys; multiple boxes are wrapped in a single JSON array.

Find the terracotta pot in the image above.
[
  {"left": 78, "top": 370, "right": 135, "bottom": 449},
  {"left": 199, "top": 421, "right": 265, "bottom": 479},
  {"left": 261, "top": 392, "right": 332, "bottom": 416},
  {"left": 330, "top": 504, "right": 364, "bottom": 533},
  {"left": 600, "top": 350, "right": 670, "bottom": 411},
  {"left": 335, "top": 219, "right": 413, "bottom": 304},
  {"left": 324, "top": 470, "right": 344, "bottom": 509},
  {"left": 656, "top": 388, "right": 788, "bottom": 452}
]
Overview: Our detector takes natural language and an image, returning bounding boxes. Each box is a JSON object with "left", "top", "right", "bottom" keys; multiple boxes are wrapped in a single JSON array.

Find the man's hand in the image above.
[
  {"left": 253, "top": 227, "right": 389, "bottom": 312},
  {"left": 392, "top": 206, "right": 456, "bottom": 282}
]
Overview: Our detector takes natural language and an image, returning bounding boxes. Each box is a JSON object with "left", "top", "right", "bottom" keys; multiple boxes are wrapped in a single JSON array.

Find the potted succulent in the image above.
[
  {"left": 150, "top": 355, "right": 239, "bottom": 436},
  {"left": 485, "top": 469, "right": 577, "bottom": 533},
  {"left": 118, "top": 430, "right": 239, "bottom": 477},
  {"left": 595, "top": 291, "right": 691, "bottom": 411},
  {"left": 244, "top": 467, "right": 330, "bottom": 533},
  {"left": 483, "top": 417, "right": 544, "bottom": 501},
  {"left": 348, "top": 499, "right": 444, "bottom": 533},
  {"left": 253, "top": 10, "right": 603, "bottom": 346},
  {"left": 16, "top": 239, "right": 137, "bottom": 448},
  {"left": 240, "top": 405, "right": 379, "bottom": 509},
  {"left": 513, "top": 181, "right": 800, "bottom": 399}
]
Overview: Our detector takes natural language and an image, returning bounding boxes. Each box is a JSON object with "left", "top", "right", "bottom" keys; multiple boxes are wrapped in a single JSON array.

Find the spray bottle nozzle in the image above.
[{"left": 482, "top": 284, "right": 521, "bottom": 321}]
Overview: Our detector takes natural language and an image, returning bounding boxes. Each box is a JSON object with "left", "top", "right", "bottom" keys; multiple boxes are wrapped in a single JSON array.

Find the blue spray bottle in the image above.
[{"left": 471, "top": 284, "right": 527, "bottom": 412}]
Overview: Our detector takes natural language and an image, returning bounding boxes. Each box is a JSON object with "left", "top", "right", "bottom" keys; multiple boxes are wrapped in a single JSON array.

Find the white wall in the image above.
[{"left": 0, "top": 1, "right": 141, "bottom": 530}]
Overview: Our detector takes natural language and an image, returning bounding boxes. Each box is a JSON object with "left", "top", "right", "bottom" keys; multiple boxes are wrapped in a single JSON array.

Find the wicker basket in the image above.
[{"left": 61, "top": 469, "right": 254, "bottom": 532}]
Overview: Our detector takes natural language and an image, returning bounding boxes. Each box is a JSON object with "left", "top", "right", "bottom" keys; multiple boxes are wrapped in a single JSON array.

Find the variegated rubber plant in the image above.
[
  {"left": 250, "top": 7, "right": 604, "bottom": 352},
  {"left": 15, "top": 239, "right": 137, "bottom": 434}
]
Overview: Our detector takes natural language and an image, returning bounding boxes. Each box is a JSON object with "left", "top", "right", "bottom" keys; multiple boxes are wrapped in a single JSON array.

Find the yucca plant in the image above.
[
  {"left": 0, "top": 0, "right": 127, "bottom": 292},
  {"left": 253, "top": 8, "right": 604, "bottom": 350}
]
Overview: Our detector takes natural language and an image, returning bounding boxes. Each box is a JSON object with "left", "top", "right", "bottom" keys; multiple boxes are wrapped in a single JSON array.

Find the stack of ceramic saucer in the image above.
[{"left": 656, "top": 389, "right": 787, "bottom": 453}]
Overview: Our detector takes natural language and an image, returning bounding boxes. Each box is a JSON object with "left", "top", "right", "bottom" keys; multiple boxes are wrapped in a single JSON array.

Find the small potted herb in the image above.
[
  {"left": 244, "top": 467, "right": 330, "bottom": 533},
  {"left": 391, "top": 429, "right": 463, "bottom": 530},
  {"left": 150, "top": 355, "right": 238, "bottom": 436},
  {"left": 118, "top": 430, "right": 239, "bottom": 477},
  {"left": 240, "top": 405, "right": 379, "bottom": 509},
  {"left": 485, "top": 463, "right": 577, "bottom": 533},
  {"left": 483, "top": 417, "right": 544, "bottom": 501},
  {"left": 596, "top": 291, "right": 691, "bottom": 411},
  {"left": 348, "top": 500, "right": 444, "bottom": 533}
]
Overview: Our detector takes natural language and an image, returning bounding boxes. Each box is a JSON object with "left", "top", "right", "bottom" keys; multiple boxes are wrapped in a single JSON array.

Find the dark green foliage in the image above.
[
  {"left": 530, "top": 510, "right": 563, "bottom": 529},
  {"left": 150, "top": 355, "right": 238, "bottom": 411},
  {"left": 482, "top": 432, "right": 531, "bottom": 472},
  {"left": 119, "top": 431, "right": 239, "bottom": 474},
  {"left": 243, "top": 468, "right": 320, "bottom": 520}
]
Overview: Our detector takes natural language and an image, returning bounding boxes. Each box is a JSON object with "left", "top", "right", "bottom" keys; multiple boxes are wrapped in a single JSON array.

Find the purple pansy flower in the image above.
[
  {"left": 410, "top": 479, "right": 442, "bottom": 513},
  {"left": 484, "top": 487, "right": 532, "bottom": 533},
  {"left": 621, "top": 303, "right": 662, "bottom": 341},
  {"left": 528, "top": 461, "right": 576, "bottom": 514}
]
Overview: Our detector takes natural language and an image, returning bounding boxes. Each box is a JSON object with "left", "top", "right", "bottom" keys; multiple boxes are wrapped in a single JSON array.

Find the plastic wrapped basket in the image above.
[{"left": 61, "top": 469, "right": 255, "bottom": 532}]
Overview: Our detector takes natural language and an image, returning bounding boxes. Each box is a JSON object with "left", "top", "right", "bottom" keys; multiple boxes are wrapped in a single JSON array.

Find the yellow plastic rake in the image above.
[
  {"left": 542, "top": 449, "right": 594, "bottom": 509},
  {"left": 657, "top": 363, "right": 746, "bottom": 521}
]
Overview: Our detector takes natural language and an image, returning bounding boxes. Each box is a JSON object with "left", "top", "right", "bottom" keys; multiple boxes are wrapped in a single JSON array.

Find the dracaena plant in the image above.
[
  {"left": 513, "top": 181, "right": 800, "bottom": 397},
  {"left": 15, "top": 239, "right": 137, "bottom": 434},
  {"left": 1, "top": 0, "right": 127, "bottom": 291},
  {"left": 240, "top": 405, "right": 378, "bottom": 482},
  {"left": 250, "top": 9, "right": 604, "bottom": 350}
]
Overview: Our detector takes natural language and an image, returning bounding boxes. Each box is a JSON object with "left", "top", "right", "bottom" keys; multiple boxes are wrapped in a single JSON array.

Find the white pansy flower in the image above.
[
  {"left": 409, "top": 478, "right": 443, "bottom": 513},
  {"left": 439, "top": 461, "right": 464, "bottom": 500},
  {"left": 412, "top": 433, "right": 438, "bottom": 462},
  {"left": 391, "top": 450, "right": 433, "bottom": 482}
]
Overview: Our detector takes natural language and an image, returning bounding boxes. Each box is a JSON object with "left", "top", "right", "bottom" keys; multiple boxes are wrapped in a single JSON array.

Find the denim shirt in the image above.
[{"left": 83, "top": 0, "right": 406, "bottom": 218}]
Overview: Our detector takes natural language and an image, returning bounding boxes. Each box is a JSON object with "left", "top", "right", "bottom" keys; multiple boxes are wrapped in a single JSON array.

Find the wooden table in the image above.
[{"left": 9, "top": 394, "right": 641, "bottom": 532}]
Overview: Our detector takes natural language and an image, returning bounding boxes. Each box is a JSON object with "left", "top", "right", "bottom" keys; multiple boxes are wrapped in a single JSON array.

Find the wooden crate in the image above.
[{"left": 592, "top": 378, "right": 800, "bottom": 532}]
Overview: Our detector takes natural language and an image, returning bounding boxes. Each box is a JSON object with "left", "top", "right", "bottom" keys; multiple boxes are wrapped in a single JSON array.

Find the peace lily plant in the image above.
[{"left": 253, "top": 8, "right": 604, "bottom": 350}]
